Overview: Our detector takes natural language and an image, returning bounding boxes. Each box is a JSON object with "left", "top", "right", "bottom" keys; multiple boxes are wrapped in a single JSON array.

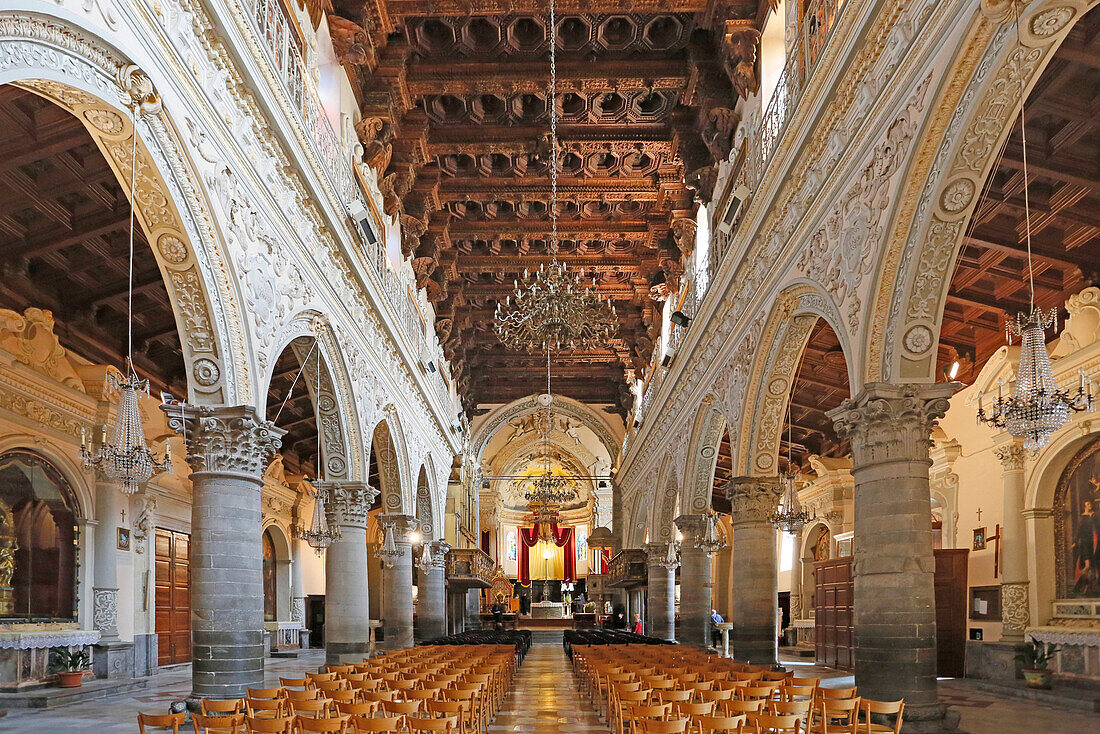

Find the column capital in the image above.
[
  {"left": 827, "top": 383, "right": 957, "bottom": 467},
  {"left": 725, "top": 476, "right": 782, "bottom": 526},
  {"left": 423, "top": 540, "right": 451, "bottom": 569},
  {"left": 644, "top": 542, "right": 679, "bottom": 569},
  {"left": 675, "top": 513, "right": 709, "bottom": 540},
  {"left": 316, "top": 481, "right": 378, "bottom": 529},
  {"left": 161, "top": 404, "right": 284, "bottom": 477},
  {"left": 994, "top": 441, "right": 1028, "bottom": 472},
  {"left": 379, "top": 513, "right": 419, "bottom": 543}
]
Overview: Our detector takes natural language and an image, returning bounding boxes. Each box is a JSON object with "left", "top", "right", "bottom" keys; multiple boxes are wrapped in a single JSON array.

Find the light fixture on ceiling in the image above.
[
  {"left": 494, "top": 0, "right": 618, "bottom": 355},
  {"left": 977, "top": 7, "right": 1092, "bottom": 451},
  {"left": 81, "top": 102, "right": 170, "bottom": 494}
]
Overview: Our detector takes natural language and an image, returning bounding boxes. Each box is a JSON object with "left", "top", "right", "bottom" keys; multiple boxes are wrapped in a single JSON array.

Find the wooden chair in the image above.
[
  {"left": 441, "top": 688, "right": 479, "bottom": 734},
  {"left": 192, "top": 712, "right": 246, "bottom": 734},
  {"left": 289, "top": 699, "right": 335, "bottom": 718},
  {"left": 698, "top": 689, "right": 733, "bottom": 704},
  {"left": 285, "top": 688, "right": 322, "bottom": 702},
  {"left": 328, "top": 690, "right": 362, "bottom": 705},
  {"left": 138, "top": 712, "right": 187, "bottom": 734},
  {"left": 790, "top": 678, "right": 821, "bottom": 690},
  {"left": 201, "top": 699, "right": 245, "bottom": 716},
  {"left": 780, "top": 686, "right": 817, "bottom": 703},
  {"left": 748, "top": 713, "right": 803, "bottom": 734},
  {"left": 348, "top": 715, "right": 404, "bottom": 733},
  {"left": 334, "top": 701, "right": 378, "bottom": 718},
  {"left": 673, "top": 700, "right": 716, "bottom": 718},
  {"left": 695, "top": 714, "right": 748, "bottom": 734},
  {"left": 820, "top": 688, "right": 858, "bottom": 701},
  {"left": 730, "top": 672, "right": 763, "bottom": 682},
  {"left": 657, "top": 689, "right": 693, "bottom": 704},
  {"left": 248, "top": 688, "right": 286, "bottom": 701},
  {"left": 245, "top": 698, "right": 289, "bottom": 719},
  {"left": 615, "top": 689, "right": 653, "bottom": 734},
  {"left": 624, "top": 703, "right": 672, "bottom": 734},
  {"left": 859, "top": 700, "right": 904, "bottom": 734},
  {"left": 739, "top": 685, "right": 778, "bottom": 702},
  {"left": 360, "top": 690, "right": 396, "bottom": 704},
  {"left": 327, "top": 665, "right": 355, "bottom": 675},
  {"left": 639, "top": 719, "right": 691, "bottom": 734},
  {"left": 307, "top": 672, "right": 338, "bottom": 684},
  {"left": 426, "top": 700, "right": 469, "bottom": 734},
  {"left": 296, "top": 716, "right": 351, "bottom": 734},
  {"left": 762, "top": 672, "right": 792, "bottom": 683},
  {"left": 382, "top": 698, "right": 424, "bottom": 718},
  {"left": 770, "top": 700, "right": 812, "bottom": 718},
  {"left": 406, "top": 715, "right": 459, "bottom": 732},
  {"left": 280, "top": 677, "right": 313, "bottom": 689},
  {"left": 316, "top": 679, "right": 352, "bottom": 693},
  {"left": 721, "top": 699, "right": 764, "bottom": 717},
  {"left": 810, "top": 697, "right": 860, "bottom": 734},
  {"left": 244, "top": 716, "right": 295, "bottom": 734}
]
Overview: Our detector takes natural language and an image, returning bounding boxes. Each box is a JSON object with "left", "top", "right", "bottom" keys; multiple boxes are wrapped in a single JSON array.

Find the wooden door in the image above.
[
  {"left": 155, "top": 528, "right": 191, "bottom": 665},
  {"left": 934, "top": 548, "right": 969, "bottom": 678},
  {"left": 814, "top": 558, "right": 853, "bottom": 670}
]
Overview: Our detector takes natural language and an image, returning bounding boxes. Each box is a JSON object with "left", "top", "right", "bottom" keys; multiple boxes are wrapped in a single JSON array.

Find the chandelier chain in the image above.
[
  {"left": 1014, "top": 3, "right": 1035, "bottom": 310},
  {"left": 549, "top": 0, "right": 558, "bottom": 259}
]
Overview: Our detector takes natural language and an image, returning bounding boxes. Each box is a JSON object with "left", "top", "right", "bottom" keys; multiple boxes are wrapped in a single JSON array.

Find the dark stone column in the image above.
[
  {"left": 727, "top": 477, "right": 782, "bottom": 665},
  {"left": 415, "top": 541, "right": 450, "bottom": 642},
  {"left": 830, "top": 383, "right": 959, "bottom": 733},
  {"left": 164, "top": 404, "right": 283, "bottom": 702},
  {"left": 317, "top": 481, "right": 377, "bottom": 665},
  {"left": 644, "top": 543, "right": 677, "bottom": 641},
  {"left": 379, "top": 515, "right": 417, "bottom": 650},
  {"left": 675, "top": 514, "right": 722, "bottom": 648}
]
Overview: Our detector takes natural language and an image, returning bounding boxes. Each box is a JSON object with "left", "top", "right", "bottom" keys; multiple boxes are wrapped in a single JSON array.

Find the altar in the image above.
[{"left": 530, "top": 601, "right": 566, "bottom": 619}]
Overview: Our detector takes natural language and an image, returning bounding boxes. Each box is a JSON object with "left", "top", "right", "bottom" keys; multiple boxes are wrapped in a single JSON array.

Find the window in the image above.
[
  {"left": 262, "top": 528, "right": 278, "bottom": 622},
  {"left": 576, "top": 525, "right": 588, "bottom": 564},
  {"left": 780, "top": 531, "right": 795, "bottom": 572},
  {"left": 694, "top": 205, "right": 711, "bottom": 297},
  {"left": 0, "top": 451, "right": 78, "bottom": 619},
  {"left": 506, "top": 530, "right": 517, "bottom": 562}
]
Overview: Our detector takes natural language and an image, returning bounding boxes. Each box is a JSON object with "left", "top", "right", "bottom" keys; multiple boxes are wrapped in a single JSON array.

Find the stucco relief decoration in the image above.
[
  {"left": 374, "top": 421, "right": 403, "bottom": 512},
  {"left": 0, "top": 308, "right": 86, "bottom": 391},
  {"left": 164, "top": 405, "right": 284, "bottom": 476},
  {"left": 751, "top": 313, "right": 817, "bottom": 474},
  {"left": 320, "top": 481, "right": 378, "bottom": 528},
  {"left": 416, "top": 481, "right": 434, "bottom": 539},
  {"left": 725, "top": 478, "right": 783, "bottom": 527},
  {"left": 293, "top": 336, "right": 350, "bottom": 481},
  {"left": 131, "top": 495, "right": 156, "bottom": 554},
  {"left": 1001, "top": 581, "right": 1031, "bottom": 633},
  {"left": 92, "top": 588, "right": 118, "bottom": 632}
]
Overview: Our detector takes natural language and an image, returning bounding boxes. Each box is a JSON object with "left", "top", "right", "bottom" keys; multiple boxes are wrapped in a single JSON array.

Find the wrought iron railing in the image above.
[{"left": 244, "top": 0, "right": 454, "bottom": 417}]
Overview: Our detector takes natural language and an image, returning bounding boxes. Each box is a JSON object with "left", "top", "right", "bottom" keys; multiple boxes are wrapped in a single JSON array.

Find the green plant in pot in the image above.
[
  {"left": 1014, "top": 637, "right": 1061, "bottom": 689},
  {"left": 49, "top": 647, "right": 90, "bottom": 688}
]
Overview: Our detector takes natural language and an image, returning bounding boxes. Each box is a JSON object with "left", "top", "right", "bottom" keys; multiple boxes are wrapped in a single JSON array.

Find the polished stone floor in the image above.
[{"left": 3, "top": 642, "right": 1099, "bottom": 732}]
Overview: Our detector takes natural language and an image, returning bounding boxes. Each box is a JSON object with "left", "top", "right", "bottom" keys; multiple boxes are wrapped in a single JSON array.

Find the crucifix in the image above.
[
  {"left": 120, "top": 509, "right": 126, "bottom": 523},
  {"left": 990, "top": 523, "right": 1002, "bottom": 578},
  {"left": 975, "top": 507, "right": 982, "bottom": 522}
]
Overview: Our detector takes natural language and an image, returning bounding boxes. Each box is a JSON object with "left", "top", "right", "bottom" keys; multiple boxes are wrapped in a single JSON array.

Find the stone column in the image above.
[
  {"left": 829, "top": 383, "right": 958, "bottom": 732},
  {"left": 465, "top": 588, "right": 483, "bottom": 630},
  {"left": 727, "top": 477, "right": 783, "bottom": 665},
  {"left": 644, "top": 543, "right": 677, "bottom": 641},
  {"left": 92, "top": 478, "right": 122, "bottom": 642},
  {"left": 317, "top": 481, "right": 377, "bottom": 665},
  {"left": 379, "top": 514, "right": 417, "bottom": 650},
  {"left": 994, "top": 441, "right": 1030, "bottom": 641},
  {"left": 163, "top": 404, "right": 283, "bottom": 703},
  {"left": 416, "top": 540, "right": 450, "bottom": 642},
  {"left": 289, "top": 536, "right": 306, "bottom": 631},
  {"left": 675, "top": 514, "right": 720, "bottom": 648}
]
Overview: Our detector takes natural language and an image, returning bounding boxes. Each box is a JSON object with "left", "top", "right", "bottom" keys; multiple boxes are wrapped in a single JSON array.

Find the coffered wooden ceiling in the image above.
[{"left": 326, "top": 0, "right": 767, "bottom": 413}]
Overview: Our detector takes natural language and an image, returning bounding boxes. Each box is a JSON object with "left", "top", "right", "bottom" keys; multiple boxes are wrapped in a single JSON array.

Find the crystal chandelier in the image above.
[
  {"left": 977, "top": 308, "right": 1091, "bottom": 451},
  {"left": 769, "top": 469, "right": 811, "bottom": 535},
  {"left": 522, "top": 469, "right": 576, "bottom": 506},
  {"left": 656, "top": 540, "right": 680, "bottom": 569},
  {"left": 81, "top": 103, "right": 169, "bottom": 494},
  {"left": 297, "top": 485, "right": 339, "bottom": 555},
  {"left": 976, "top": 20, "right": 1092, "bottom": 450},
  {"left": 694, "top": 513, "right": 726, "bottom": 555},
  {"left": 494, "top": 0, "right": 618, "bottom": 354},
  {"left": 376, "top": 520, "right": 404, "bottom": 568},
  {"left": 417, "top": 541, "right": 433, "bottom": 572}
]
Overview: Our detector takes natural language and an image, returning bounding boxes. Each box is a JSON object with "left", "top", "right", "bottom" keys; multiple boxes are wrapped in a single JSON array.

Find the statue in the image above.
[{"left": 0, "top": 503, "right": 16, "bottom": 614}]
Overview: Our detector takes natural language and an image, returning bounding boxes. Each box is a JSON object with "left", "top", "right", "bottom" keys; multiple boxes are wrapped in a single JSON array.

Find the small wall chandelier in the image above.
[
  {"left": 976, "top": 10, "right": 1092, "bottom": 451},
  {"left": 656, "top": 540, "right": 680, "bottom": 569},
  {"left": 769, "top": 469, "right": 812, "bottom": 535},
  {"left": 694, "top": 513, "right": 726, "bottom": 555},
  {"left": 297, "top": 485, "right": 339, "bottom": 555},
  {"left": 493, "top": 0, "right": 618, "bottom": 354},
  {"left": 81, "top": 102, "right": 169, "bottom": 494}
]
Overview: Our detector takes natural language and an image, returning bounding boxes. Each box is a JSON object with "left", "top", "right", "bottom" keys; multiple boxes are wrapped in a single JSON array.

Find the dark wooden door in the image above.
[
  {"left": 155, "top": 528, "right": 191, "bottom": 665},
  {"left": 934, "top": 548, "right": 969, "bottom": 678},
  {"left": 814, "top": 558, "right": 853, "bottom": 670},
  {"left": 308, "top": 595, "right": 325, "bottom": 648}
]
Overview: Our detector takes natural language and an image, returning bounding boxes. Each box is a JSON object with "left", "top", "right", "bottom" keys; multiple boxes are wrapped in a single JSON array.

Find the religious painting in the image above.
[
  {"left": 812, "top": 527, "right": 831, "bottom": 562},
  {"left": 117, "top": 527, "right": 131, "bottom": 551},
  {"left": 972, "top": 527, "right": 986, "bottom": 551},
  {"left": 1055, "top": 438, "right": 1100, "bottom": 598}
]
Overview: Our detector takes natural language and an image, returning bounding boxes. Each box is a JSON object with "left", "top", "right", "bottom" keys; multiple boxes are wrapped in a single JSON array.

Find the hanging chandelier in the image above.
[
  {"left": 976, "top": 10, "right": 1092, "bottom": 450},
  {"left": 493, "top": 0, "right": 618, "bottom": 354},
  {"left": 656, "top": 540, "right": 680, "bottom": 569},
  {"left": 297, "top": 485, "right": 339, "bottom": 555},
  {"left": 81, "top": 103, "right": 169, "bottom": 494},
  {"left": 376, "top": 521, "right": 403, "bottom": 568},
  {"left": 769, "top": 469, "right": 812, "bottom": 535},
  {"left": 977, "top": 308, "right": 1091, "bottom": 451},
  {"left": 522, "top": 468, "right": 576, "bottom": 506},
  {"left": 694, "top": 513, "right": 726, "bottom": 555}
]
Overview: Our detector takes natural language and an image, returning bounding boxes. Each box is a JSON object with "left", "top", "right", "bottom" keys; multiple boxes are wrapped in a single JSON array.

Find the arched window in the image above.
[
  {"left": 262, "top": 528, "right": 278, "bottom": 622},
  {"left": 576, "top": 525, "right": 588, "bottom": 564},
  {"left": 506, "top": 531, "right": 517, "bottom": 562},
  {"left": 0, "top": 451, "right": 78, "bottom": 619},
  {"left": 694, "top": 205, "right": 711, "bottom": 297}
]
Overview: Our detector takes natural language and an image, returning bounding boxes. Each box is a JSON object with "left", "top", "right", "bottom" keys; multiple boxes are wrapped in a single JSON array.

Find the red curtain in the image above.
[
  {"left": 518, "top": 526, "right": 539, "bottom": 586},
  {"left": 600, "top": 549, "right": 612, "bottom": 574}
]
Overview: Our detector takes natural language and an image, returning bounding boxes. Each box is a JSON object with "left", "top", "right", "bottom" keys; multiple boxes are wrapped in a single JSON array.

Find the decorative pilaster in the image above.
[
  {"left": 727, "top": 477, "right": 783, "bottom": 664},
  {"left": 162, "top": 404, "right": 283, "bottom": 702},
  {"left": 416, "top": 540, "right": 450, "bottom": 642},
  {"left": 317, "top": 481, "right": 378, "bottom": 664},
  {"left": 994, "top": 441, "right": 1030, "bottom": 639},
  {"left": 645, "top": 542, "right": 678, "bottom": 641},
  {"left": 379, "top": 514, "right": 418, "bottom": 650},
  {"left": 92, "top": 478, "right": 123, "bottom": 642},
  {"left": 675, "top": 514, "right": 717, "bottom": 648},
  {"left": 829, "top": 383, "right": 959, "bottom": 731}
]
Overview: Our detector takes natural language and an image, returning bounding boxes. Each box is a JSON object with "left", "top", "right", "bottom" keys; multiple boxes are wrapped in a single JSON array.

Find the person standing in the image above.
[
  {"left": 710, "top": 609, "right": 724, "bottom": 648},
  {"left": 631, "top": 613, "right": 644, "bottom": 635}
]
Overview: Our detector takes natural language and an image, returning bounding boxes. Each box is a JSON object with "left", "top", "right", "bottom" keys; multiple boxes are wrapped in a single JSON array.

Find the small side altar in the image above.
[
  {"left": 0, "top": 624, "right": 100, "bottom": 688},
  {"left": 530, "top": 601, "right": 566, "bottom": 619}
]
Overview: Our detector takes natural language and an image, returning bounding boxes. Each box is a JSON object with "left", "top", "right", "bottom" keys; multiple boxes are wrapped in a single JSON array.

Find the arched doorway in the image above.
[{"left": 263, "top": 528, "right": 278, "bottom": 623}]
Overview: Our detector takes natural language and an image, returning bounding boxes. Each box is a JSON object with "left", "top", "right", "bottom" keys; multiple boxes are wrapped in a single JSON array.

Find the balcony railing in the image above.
[
  {"left": 445, "top": 548, "right": 495, "bottom": 589},
  {"left": 243, "top": 0, "right": 454, "bottom": 416},
  {"left": 606, "top": 549, "right": 647, "bottom": 588}
]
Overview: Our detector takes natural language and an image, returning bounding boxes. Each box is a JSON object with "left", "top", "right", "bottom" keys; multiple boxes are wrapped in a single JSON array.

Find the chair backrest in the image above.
[
  {"left": 626, "top": 702, "right": 671, "bottom": 720},
  {"left": 819, "top": 696, "right": 861, "bottom": 719},
  {"left": 739, "top": 686, "right": 776, "bottom": 701},
  {"left": 285, "top": 688, "right": 321, "bottom": 702},
  {"left": 862, "top": 699, "right": 904, "bottom": 734},
  {"left": 349, "top": 715, "right": 404, "bottom": 733},
  {"left": 639, "top": 719, "right": 690, "bottom": 734},
  {"left": 244, "top": 715, "right": 295, "bottom": 733},
  {"left": 405, "top": 689, "right": 438, "bottom": 703},
  {"left": 731, "top": 672, "right": 763, "bottom": 682},
  {"left": 326, "top": 665, "right": 354, "bottom": 674},
  {"left": 315, "top": 680, "right": 350, "bottom": 692},
  {"left": 770, "top": 700, "right": 812, "bottom": 717},
  {"left": 748, "top": 712, "right": 803, "bottom": 734},
  {"left": 306, "top": 672, "right": 337, "bottom": 683},
  {"left": 382, "top": 699, "right": 422, "bottom": 716},
  {"left": 695, "top": 714, "right": 748, "bottom": 734},
  {"left": 349, "top": 678, "right": 381, "bottom": 691},
  {"left": 673, "top": 701, "right": 716, "bottom": 716},
  {"left": 698, "top": 689, "right": 733, "bottom": 702},
  {"left": 193, "top": 712, "right": 246, "bottom": 733},
  {"left": 246, "top": 698, "right": 288, "bottom": 718},
  {"left": 280, "top": 678, "right": 312, "bottom": 689},
  {"left": 722, "top": 699, "right": 764, "bottom": 715},
  {"left": 821, "top": 687, "right": 858, "bottom": 700},
  {"left": 138, "top": 712, "right": 186, "bottom": 734},
  {"left": 657, "top": 689, "right": 692, "bottom": 703},
  {"left": 789, "top": 678, "right": 820, "bottom": 689},
  {"left": 406, "top": 715, "right": 458, "bottom": 732},
  {"left": 201, "top": 698, "right": 245, "bottom": 715},
  {"left": 360, "top": 690, "right": 395, "bottom": 703},
  {"left": 761, "top": 672, "right": 792, "bottom": 683},
  {"left": 328, "top": 690, "right": 361, "bottom": 704},
  {"left": 289, "top": 699, "right": 333, "bottom": 717},
  {"left": 780, "top": 685, "right": 817, "bottom": 702},
  {"left": 426, "top": 700, "right": 466, "bottom": 717},
  {"left": 334, "top": 701, "right": 376, "bottom": 717},
  {"left": 295, "top": 715, "right": 350, "bottom": 734},
  {"left": 248, "top": 688, "right": 286, "bottom": 701}
]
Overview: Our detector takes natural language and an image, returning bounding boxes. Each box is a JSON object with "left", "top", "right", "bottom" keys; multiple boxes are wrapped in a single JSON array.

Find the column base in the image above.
[
  {"left": 899, "top": 702, "right": 960, "bottom": 733},
  {"left": 326, "top": 642, "right": 370, "bottom": 666},
  {"left": 92, "top": 641, "right": 134, "bottom": 680}
]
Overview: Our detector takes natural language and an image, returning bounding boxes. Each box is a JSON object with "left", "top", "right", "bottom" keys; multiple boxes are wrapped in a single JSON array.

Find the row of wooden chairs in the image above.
[{"left": 137, "top": 644, "right": 518, "bottom": 734}]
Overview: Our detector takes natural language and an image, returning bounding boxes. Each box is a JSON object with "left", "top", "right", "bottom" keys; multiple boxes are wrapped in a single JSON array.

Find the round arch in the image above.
[
  {"left": 372, "top": 411, "right": 410, "bottom": 515},
  {"left": 649, "top": 456, "right": 681, "bottom": 544},
  {"left": 0, "top": 14, "right": 252, "bottom": 404},
  {"left": 679, "top": 397, "right": 728, "bottom": 521},
  {"left": 0, "top": 434, "right": 93, "bottom": 521},
  {"left": 414, "top": 463, "right": 438, "bottom": 541},
  {"left": 867, "top": 0, "right": 1099, "bottom": 383}
]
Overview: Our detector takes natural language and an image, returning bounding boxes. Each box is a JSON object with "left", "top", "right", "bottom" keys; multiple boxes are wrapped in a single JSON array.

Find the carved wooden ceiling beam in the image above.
[
  {"left": 383, "top": 0, "right": 712, "bottom": 18},
  {"left": 425, "top": 134, "right": 674, "bottom": 156},
  {"left": 406, "top": 59, "right": 689, "bottom": 96}
]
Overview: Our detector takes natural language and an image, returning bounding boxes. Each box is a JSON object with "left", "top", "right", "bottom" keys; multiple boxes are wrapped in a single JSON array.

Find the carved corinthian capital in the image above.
[
  {"left": 162, "top": 404, "right": 284, "bottom": 477},
  {"left": 317, "top": 481, "right": 378, "bottom": 529},
  {"left": 725, "top": 476, "right": 783, "bottom": 526},
  {"left": 827, "top": 383, "right": 957, "bottom": 468},
  {"left": 379, "top": 514, "right": 419, "bottom": 544},
  {"left": 994, "top": 442, "right": 1028, "bottom": 472}
]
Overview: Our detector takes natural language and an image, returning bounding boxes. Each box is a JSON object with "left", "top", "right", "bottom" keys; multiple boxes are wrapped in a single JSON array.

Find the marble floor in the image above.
[{"left": 3, "top": 643, "right": 1099, "bottom": 733}]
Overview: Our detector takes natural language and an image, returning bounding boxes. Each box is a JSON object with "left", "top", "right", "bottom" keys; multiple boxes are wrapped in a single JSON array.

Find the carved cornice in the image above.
[
  {"left": 162, "top": 404, "right": 284, "bottom": 478},
  {"left": 828, "top": 383, "right": 957, "bottom": 468},
  {"left": 317, "top": 481, "right": 378, "bottom": 528},
  {"left": 724, "top": 476, "right": 783, "bottom": 526}
]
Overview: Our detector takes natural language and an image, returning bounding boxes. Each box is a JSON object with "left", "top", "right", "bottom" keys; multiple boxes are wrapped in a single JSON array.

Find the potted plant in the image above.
[
  {"left": 49, "top": 647, "right": 90, "bottom": 688},
  {"left": 1014, "top": 637, "right": 1061, "bottom": 689}
]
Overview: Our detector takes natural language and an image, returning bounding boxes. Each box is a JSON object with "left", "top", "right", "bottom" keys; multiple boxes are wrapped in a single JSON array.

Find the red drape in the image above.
[
  {"left": 600, "top": 549, "right": 611, "bottom": 574},
  {"left": 517, "top": 524, "right": 576, "bottom": 584}
]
